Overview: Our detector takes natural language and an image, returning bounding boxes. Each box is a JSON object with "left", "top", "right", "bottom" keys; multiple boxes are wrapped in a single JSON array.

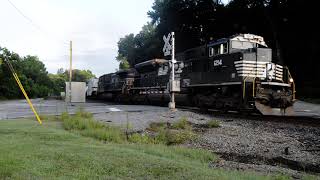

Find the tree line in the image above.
[
  {"left": 117, "top": 0, "right": 319, "bottom": 98},
  {"left": 0, "top": 47, "right": 95, "bottom": 99}
]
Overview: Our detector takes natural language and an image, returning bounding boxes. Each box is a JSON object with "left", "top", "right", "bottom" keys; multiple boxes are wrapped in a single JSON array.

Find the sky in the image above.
[{"left": 0, "top": 0, "right": 154, "bottom": 76}]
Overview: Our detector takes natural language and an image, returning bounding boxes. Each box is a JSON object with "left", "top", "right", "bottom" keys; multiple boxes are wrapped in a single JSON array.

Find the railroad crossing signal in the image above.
[
  {"left": 163, "top": 33, "right": 172, "bottom": 56},
  {"left": 163, "top": 32, "right": 177, "bottom": 110}
]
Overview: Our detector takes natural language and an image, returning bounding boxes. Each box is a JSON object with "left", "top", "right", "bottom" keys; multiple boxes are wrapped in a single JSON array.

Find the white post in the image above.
[{"left": 169, "top": 32, "right": 176, "bottom": 110}]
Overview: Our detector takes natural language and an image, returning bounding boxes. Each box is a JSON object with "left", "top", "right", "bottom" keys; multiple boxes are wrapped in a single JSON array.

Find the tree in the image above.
[
  {"left": 116, "top": 23, "right": 162, "bottom": 66},
  {"left": 57, "top": 68, "right": 96, "bottom": 82},
  {"left": 0, "top": 47, "right": 53, "bottom": 98},
  {"left": 116, "top": 34, "right": 136, "bottom": 66},
  {"left": 48, "top": 74, "right": 65, "bottom": 95},
  {"left": 119, "top": 59, "right": 130, "bottom": 70}
]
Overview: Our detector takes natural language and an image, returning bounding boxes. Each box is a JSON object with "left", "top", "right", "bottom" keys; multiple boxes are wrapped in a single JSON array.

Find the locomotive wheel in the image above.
[
  {"left": 193, "top": 95, "right": 208, "bottom": 112},
  {"left": 143, "top": 96, "right": 150, "bottom": 105}
]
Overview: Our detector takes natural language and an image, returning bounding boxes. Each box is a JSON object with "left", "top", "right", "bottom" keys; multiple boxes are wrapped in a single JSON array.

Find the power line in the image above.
[
  {"left": 7, "top": 0, "right": 43, "bottom": 32},
  {"left": 5, "top": 0, "right": 102, "bottom": 56},
  {"left": 6, "top": 0, "right": 69, "bottom": 46}
]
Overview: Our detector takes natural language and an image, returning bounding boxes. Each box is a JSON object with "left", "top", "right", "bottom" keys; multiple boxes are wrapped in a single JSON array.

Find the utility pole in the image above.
[
  {"left": 169, "top": 32, "right": 176, "bottom": 110},
  {"left": 69, "top": 40, "right": 72, "bottom": 103}
]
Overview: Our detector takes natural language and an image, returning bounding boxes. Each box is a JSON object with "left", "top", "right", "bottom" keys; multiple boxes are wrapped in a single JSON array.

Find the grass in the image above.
[
  {"left": 172, "top": 117, "right": 191, "bottom": 130},
  {"left": 61, "top": 112, "right": 198, "bottom": 146},
  {"left": 61, "top": 111, "right": 125, "bottom": 143},
  {"left": 207, "top": 120, "right": 221, "bottom": 128},
  {"left": 0, "top": 118, "right": 294, "bottom": 179}
]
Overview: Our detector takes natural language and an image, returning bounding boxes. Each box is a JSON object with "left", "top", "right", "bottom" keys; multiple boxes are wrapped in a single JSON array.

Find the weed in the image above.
[
  {"left": 172, "top": 117, "right": 191, "bottom": 130},
  {"left": 207, "top": 120, "right": 221, "bottom": 128},
  {"left": 61, "top": 110, "right": 125, "bottom": 143},
  {"left": 148, "top": 122, "right": 166, "bottom": 131},
  {"left": 128, "top": 133, "right": 154, "bottom": 144},
  {"left": 165, "top": 129, "right": 197, "bottom": 145}
]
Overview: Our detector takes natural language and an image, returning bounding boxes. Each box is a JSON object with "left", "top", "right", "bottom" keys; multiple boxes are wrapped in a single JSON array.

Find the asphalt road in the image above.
[{"left": 0, "top": 99, "right": 319, "bottom": 130}]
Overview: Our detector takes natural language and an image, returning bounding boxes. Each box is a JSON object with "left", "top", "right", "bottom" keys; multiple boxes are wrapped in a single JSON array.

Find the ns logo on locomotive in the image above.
[{"left": 88, "top": 34, "right": 295, "bottom": 116}]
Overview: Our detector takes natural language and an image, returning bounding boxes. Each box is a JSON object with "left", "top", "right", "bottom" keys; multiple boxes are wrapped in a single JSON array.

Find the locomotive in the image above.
[{"left": 95, "top": 34, "right": 295, "bottom": 115}]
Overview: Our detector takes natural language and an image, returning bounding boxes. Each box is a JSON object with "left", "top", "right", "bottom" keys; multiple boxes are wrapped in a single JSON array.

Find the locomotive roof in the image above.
[
  {"left": 116, "top": 68, "right": 137, "bottom": 75},
  {"left": 134, "top": 59, "right": 168, "bottom": 69},
  {"left": 208, "top": 34, "right": 267, "bottom": 47}
]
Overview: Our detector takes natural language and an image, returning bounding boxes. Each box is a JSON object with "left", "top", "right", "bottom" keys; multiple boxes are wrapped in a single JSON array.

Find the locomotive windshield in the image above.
[{"left": 231, "top": 40, "right": 255, "bottom": 49}]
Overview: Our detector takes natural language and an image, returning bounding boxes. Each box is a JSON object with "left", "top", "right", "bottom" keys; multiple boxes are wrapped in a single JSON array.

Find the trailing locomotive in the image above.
[{"left": 94, "top": 34, "right": 295, "bottom": 115}]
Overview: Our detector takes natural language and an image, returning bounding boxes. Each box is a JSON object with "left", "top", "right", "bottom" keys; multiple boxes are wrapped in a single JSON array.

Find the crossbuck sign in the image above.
[{"left": 163, "top": 33, "right": 172, "bottom": 56}]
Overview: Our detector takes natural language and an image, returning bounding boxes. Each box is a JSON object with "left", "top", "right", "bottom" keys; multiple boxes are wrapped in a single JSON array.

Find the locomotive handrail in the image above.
[
  {"left": 252, "top": 77, "right": 257, "bottom": 97},
  {"left": 286, "top": 67, "right": 296, "bottom": 100},
  {"left": 243, "top": 66, "right": 257, "bottom": 99}
]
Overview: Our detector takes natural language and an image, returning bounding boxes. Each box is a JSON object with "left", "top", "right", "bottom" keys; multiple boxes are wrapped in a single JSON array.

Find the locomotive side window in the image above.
[
  {"left": 208, "top": 46, "right": 221, "bottom": 57},
  {"left": 209, "top": 43, "right": 228, "bottom": 57},
  {"left": 222, "top": 43, "right": 228, "bottom": 54},
  {"left": 209, "top": 47, "right": 214, "bottom": 57}
]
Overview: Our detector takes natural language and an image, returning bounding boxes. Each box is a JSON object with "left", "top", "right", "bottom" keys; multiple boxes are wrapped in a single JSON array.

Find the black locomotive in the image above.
[{"left": 95, "top": 34, "right": 295, "bottom": 115}]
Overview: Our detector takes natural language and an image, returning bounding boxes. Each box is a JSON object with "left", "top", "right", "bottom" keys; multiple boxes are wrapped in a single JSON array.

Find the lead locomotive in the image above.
[{"left": 95, "top": 34, "right": 295, "bottom": 115}]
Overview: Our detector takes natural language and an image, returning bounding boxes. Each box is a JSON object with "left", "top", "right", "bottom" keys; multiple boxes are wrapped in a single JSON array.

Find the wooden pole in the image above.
[{"left": 69, "top": 41, "right": 72, "bottom": 103}]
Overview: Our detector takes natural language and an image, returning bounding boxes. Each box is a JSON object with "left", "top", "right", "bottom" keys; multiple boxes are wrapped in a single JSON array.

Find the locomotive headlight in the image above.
[{"left": 289, "top": 78, "right": 294, "bottom": 83}]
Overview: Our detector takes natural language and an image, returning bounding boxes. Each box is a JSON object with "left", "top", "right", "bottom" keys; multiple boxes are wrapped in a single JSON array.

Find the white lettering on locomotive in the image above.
[{"left": 214, "top": 59, "right": 223, "bottom": 66}]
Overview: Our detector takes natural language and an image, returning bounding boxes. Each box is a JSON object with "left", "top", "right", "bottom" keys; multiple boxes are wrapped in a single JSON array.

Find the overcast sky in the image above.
[
  {"left": 1, "top": 0, "right": 229, "bottom": 77},
  {"left": 0, "top": 0, "right": 154, "bottom": 76}
]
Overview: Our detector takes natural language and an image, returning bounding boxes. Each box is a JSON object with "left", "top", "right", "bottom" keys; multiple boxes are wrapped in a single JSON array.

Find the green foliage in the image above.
[
  {"left": 172, "top": 117, "right": 192, "bottom": 130},
  {"left": 148, "top": 122, "right": 166, "bottom": 131},
  {"left": 48, "top": 73, "right": 65, "bottom": 95},
  {"left": 0, "top": 46, "right": 97, "bottom": 98},
  {"left": 61, "top": 110, "right": 125, "bottom": 143},
  {"left": 0, "top": 47, "right": 52, "bottom": 98},
  {"left": 128, "top": 133, "right": 155, "bottom": 144},
  {"left": 116, "top": 23, "right": 162, "bottom": 66},
  {"left": 163, "top": 129, "right": 197, "bottom": 145},
  {"left": 61, "top": 109, "right": 197, "bottom": 146},
  {"left": 56, "top": 68, "right": 96, "bottom": 82},
  {"left": 119, "top": 58, "right": 130, "bottom": 70},
  {"left": 0, "top": 119, "right": 296, "bottom": 179},
  {"left": 207, "top": 120, "right": 221, "bottom": 128}
]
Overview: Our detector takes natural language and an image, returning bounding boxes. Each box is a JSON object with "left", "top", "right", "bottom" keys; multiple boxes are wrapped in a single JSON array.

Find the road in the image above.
[{"left": 0, "top": 99, "right": 319, "bottom": 130}]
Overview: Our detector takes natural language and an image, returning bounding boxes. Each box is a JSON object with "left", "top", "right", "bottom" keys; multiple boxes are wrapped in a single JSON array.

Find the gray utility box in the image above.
[
  {"left": 170, "top": 80, "right": 181, "bottom": 92},
  {"left": 65, "top": 82, "right": 86, "bottom": 103}
]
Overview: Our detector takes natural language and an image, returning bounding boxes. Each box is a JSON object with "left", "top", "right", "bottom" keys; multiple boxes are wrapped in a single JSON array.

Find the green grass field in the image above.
[{"left": 0, "top": 118, "right": 291, "bottom": 179}]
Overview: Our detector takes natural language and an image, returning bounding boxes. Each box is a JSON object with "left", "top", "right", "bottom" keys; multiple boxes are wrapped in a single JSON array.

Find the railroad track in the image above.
[{"left": 177, "top": 106, "right": 320, "bottom": 127}]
